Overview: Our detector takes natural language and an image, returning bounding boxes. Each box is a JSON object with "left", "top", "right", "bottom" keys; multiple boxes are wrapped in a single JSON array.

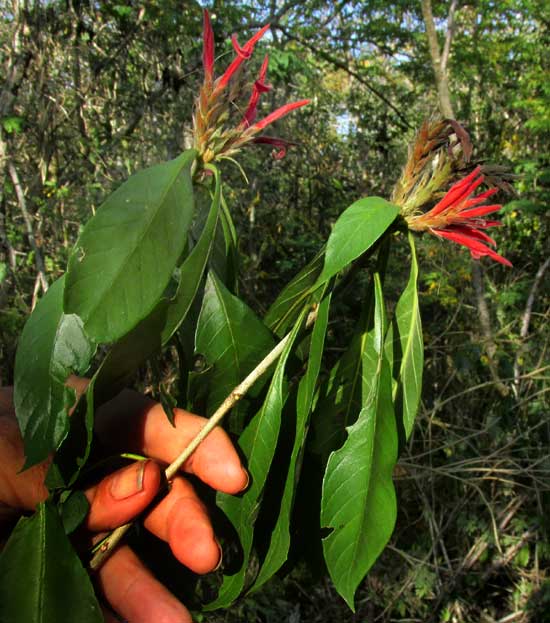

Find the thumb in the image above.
[{"left": 84, "top": 460, "right": 161, "bottom": 532}]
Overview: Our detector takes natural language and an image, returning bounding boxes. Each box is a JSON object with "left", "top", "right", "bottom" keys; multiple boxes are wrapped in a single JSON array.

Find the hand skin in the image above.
[{"left": 0, "top": 385, "right": 248, "bottom": 623}]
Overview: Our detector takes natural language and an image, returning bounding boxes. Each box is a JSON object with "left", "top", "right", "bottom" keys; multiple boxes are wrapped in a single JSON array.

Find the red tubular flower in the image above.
[
  {"left": 253, "top": 136, "right": 293, "bottom": 159},
  {"left": 253, "top": 99, "right": 311, "bottom": 131},
  {"left": 242, "top": 55, "right": 271, "bottom": 127},
  {"left": 202, "top": 10, "right": 215, "bottom": 82},
  {"left": 407, "top": 166, "right": 512, "bottom": 266},
  {"left": 217, "top": 23, "right": 271, "bottom": 90},
  {"left": 194, "top": 10, "right": 309, "bottom": 164}
]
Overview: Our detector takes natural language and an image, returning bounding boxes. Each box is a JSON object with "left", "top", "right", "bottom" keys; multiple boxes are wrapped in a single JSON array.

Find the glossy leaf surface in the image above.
[
  {"left": 321, "top": 274, "right": 398, "bottom": 610},
  {"left": 0, "top": 502, "right": 102, "bottom": 623},
  {"left": 46, "top": 374, "right": 99, "bottom": 489},
  {"left": 161, "top": 165, "right": 221, "bottom": 344},
  {"left": 195, "top": 271, "right": 275, "bottom": 416},
  {"left": 252, "top": 294, "right": 331, "bottom": 591},
  {"left": 391, "top": 233, "right": 423, "bottom": 438},
  {"left": 317, "top": 197, "right": 399, "bottom": 284},
  {"left": 93, "top": 303, "right": 169, "bottom": 402},
  {"left": 206, "top": 313, "right": 305, "bottom": 609},
  {"left": 59, "top": 490, "right": 90, "bottom": 535},
  {"left": 64, "top": 150, "right": 196, "bottom": 343},
  {"left": 14, "top": 277, "right": 95, "bottom": 466},
  {"left": 208, "top": 191, "right": 238, "bottom": 290},
  {"left": 311, "top": 304, "right": 371, "bottom": 462},
  {"left": 264, "top": 250, "right": 324, "bottom": 336}
]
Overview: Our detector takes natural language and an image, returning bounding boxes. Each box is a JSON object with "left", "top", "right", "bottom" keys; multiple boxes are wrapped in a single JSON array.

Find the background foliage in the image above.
[{"left": 1, "top": 0, "right": 548, "bottom": 621}]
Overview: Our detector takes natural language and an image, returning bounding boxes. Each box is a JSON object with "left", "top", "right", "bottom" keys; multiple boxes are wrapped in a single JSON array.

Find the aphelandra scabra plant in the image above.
[{"left": 2, "top": 12, "right": 511, "bottom": 622}]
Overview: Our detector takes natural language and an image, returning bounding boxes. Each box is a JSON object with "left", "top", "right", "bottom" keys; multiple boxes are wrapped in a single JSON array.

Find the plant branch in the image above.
[
  {"left": 420, "top": 0, "right": 454, "bottom": 119},
  {"left": 441, "top": 0, "right": 458, "bottom": 73},
  {"left": 513, "top": 256, "right": 550, "bottom": 395},
  {"left": 89, "top": 305, "right": 319, "bottom": 571},
  {"left": 273, "top": 23, "right": 412, "bottom": 130},
  {"left": 7, "top": 162, "right": 48, "bottom": 295},
  {"left": 471, "top": 261, "right": 508, "bottom": 396},
  {"left": 421, "top": 0, "right": 507, "bottom": 395}
]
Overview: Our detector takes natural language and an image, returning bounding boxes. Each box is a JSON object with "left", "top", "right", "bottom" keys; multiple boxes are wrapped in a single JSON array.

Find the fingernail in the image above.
[
  {"left": 213, "top": 539, "right": 223, "bottom": 572},
  {"left": 239, "top": 469, "right": 250, "bottom": 492},
  {"left": 109, "top": 461, "right": 148, "bottom": 500}
]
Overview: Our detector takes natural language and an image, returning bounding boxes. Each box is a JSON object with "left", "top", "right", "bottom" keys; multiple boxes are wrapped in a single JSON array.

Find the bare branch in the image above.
[
  {"left": 513, "top": 256, "right": 550, "bottom": 394},
  {"left": 7, "top": 162, "right": 48, "bottom": 293},
  {"left": 273, "top": 23, "right": 412, "bottom": 130},
  {"left": 441, "top": 0, "right": 459, "bottom": 73},
  {"left": 420, "top": 0, "right": 454, "bottom": 118},
  {"left": 471, "top": 261, "right": 508, "bottom": 396}
]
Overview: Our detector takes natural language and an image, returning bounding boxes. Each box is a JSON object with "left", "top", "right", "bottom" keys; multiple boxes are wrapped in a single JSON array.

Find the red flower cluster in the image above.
[
  {"left": 407, "top": 166, "right": 511, "bottom": 266},
  {"left": 194, "top": 11, "right": 309, "bottom": 163}
]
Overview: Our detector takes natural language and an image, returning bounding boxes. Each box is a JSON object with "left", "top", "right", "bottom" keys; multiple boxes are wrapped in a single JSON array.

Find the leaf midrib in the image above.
[
  {"left": 71, "top": 155, "right": 191, "bottom": 323},
  {"left": 211, "top": 276, "right": 240, "bottom": 381}
]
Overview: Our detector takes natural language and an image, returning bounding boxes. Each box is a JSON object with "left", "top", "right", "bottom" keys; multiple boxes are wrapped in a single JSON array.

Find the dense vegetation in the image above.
[{"left": 1, "top": 1, "right": 548, "bottom": 621}]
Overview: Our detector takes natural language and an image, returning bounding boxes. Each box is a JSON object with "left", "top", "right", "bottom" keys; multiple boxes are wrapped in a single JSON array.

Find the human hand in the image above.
[{"left": 0, "top": 385, "right": 248, "bottom": 623}]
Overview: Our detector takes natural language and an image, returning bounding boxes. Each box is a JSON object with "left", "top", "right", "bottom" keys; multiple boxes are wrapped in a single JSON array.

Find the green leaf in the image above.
[
  {"left": 58, "top": 490, "right": 90, "bottom": 535},
  {"left": 264, "top": 250, "right": 324, "bottom": 337},
  {"left": 252, "top": 294, "right": 331, "bottom": 591},
  {"left": 209, "top": 191, "right": 238, "bottom": 290},
  {"left": 206, "top": 311, "right": 306, "bottom": 610},
  {"left": 2, "top": 115, "right": 24, "bottom": 134},
  {"left": 0, "top": 261, "right": 6, "bottom": 283},
  {"left": 390, "top": 232, "right": 423, "bottom": 439},
  {"left": 64, "top": 150, "right": 196, "bottom": 343},
  {"left": 195, "top": 271, "right": 275, "bottom": 417},
  {"left": 89, "top": 168, "right": 221, "bottom": 410},
  {"left": 93, "top": 303, "right": 169, "bottom": 402},
  {"left": 47, "top": 373, "right": 99, "bottom": 488},
  {"left": 310, "top": 303, "right": 372, "bottom": 462},
  {"left": 14, "top": 277, "right": 96, "bottom": 467},
  {"left": 317, "top": 197, "right": 399, "bottom": 285},
  {"left": 113, "top": 4, "right": 132, "bottom": 17},
  {"left": 0, "top": 502, "right": 102, "bottom": 623},
  {"left": 161, "top": 165, "right": 221, "bottom": 344},
  {"left": 321, "top": 274, "right": 398, "bottom": 610}
]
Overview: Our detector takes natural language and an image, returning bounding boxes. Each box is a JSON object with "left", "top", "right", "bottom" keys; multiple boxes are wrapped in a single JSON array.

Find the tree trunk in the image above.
[
  {"left": 420, "top": 0, "right": 455, "bottom": 119},
  {"left": 421, "top": 0, "right": 508, "bottom": 395}
]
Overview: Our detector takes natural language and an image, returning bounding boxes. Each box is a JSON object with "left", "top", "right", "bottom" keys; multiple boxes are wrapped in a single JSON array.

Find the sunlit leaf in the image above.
[
  {"left": 195, "top": 271, "right": 275, "bottom": 417},
  {"left": 317, "top": 197, "right": 399, "bottom": 284},
  {"left": 252, "top": 294, "right": 331, "bottom": 591},
  {"left": 206, "top": 310, "right": 306, "bottom": 610},
  {"left": 14, "top": 277, "right": 96, "bottom": 467},
  {"left": 390, "top": 232, "right": 423, "bottom": 438},
  {"left": 161, "top": 164, "right": 221, "bottom": 344},
  {"left": 64, "top": 150, "right": 196, "bottom": 343},
  {"left": 321, "top": 273, "right": 398, "bottom": 610},
  {"left": 264, "top": 250, "right": 324, "bottom": 337}
]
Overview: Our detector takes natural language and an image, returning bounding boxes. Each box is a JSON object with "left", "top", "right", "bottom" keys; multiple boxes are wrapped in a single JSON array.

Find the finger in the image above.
[
  {"left": 85, "top": 460, "right": 161, "bottom": 532},
  {"left": 100, "top": 605, "right": 121, "bottom": 623},
  {"left": 96, "top": 544, "right": 192, "bottom": 623},
  {"left": 65, "top": 374, "right": 90, "bottom": 404},
  {"left": 0, "top": 407, "right": 49, "bottom": 510},
  {"left": 143, "top": 476, "right": 222, "bottom": 574},
  {"left": 96, "top": 393, "right": 248, "bottom": 494}
]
